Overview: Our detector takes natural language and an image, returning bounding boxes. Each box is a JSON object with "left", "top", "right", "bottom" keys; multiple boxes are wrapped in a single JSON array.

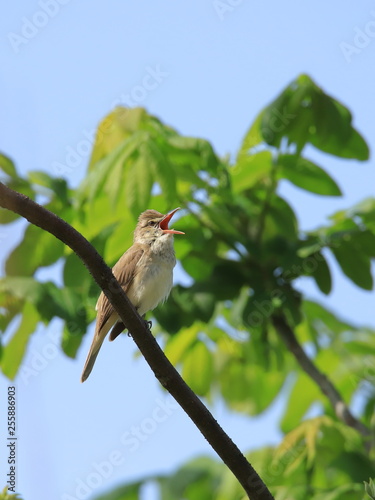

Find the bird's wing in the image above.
[{"left": 95, "top": 245, "right": 145, "bottom": 336}]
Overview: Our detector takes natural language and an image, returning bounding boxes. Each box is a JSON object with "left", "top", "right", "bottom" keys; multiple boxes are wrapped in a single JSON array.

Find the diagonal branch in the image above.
[
  {"left": 0, "top": 182, "right": 274, "bottom": 500},
  {"left": 272, "top": 312, "right": 370, "bottom": 438}
]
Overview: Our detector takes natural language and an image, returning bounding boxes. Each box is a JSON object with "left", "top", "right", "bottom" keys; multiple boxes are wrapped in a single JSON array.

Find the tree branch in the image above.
[
  {"left": 272, "top": 312, "right": 370, "bottom": 439},
  {"left": 0, "top": 182, "right": 274, "bottom": 500}
]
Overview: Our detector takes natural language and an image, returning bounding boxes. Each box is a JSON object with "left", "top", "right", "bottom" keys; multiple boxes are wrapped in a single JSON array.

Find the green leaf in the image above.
[
  {"left": 364, "top": 478, "right": 375, "bottom": 500},
  {"left": 0, "top": 207, "right": 19, "bottom": 224},
  {"left": 306, "top": 252, "right": 332, "bottom": 295},
  {"left": 219, "top": 360, "right": 253, "bottom": 409},
  {"left": 6, "top": 224, "right": 65, "bottom": 276},
  {"left": 44, "top": 285, "right": 87, "bottom": 338},
  {"left": 231, "top": 151, "right": 273, "bottom": 193},
  {"left": 147, "top": 140, "right": 177, "bottom": 207},
  {"left": 259, "top": 74, "right": 369, "bottom": 160},
  {"left": 0, "top": 153, "right": 17, "bottom": 177},
  {"left": 125, "top": 151, "right": 153, "bottom": 217},
  {"left": 250, "top": 367, "right": 285, "bottom": 415},
  {"left": 237, "top": 111, "right": 265, "bottom": 158},
  {"left": 80, "top": 136, "right": 139, "bottom": 204},
  {"left": 182, "top": 254, "right": 213, "bottom": 281},
  {"left": 6, "top": 177, "right": 35, "bottom": 200},
  {"left": 107, "top": 133, "right": 151, "bottom": 206},
  {"left": 103, "top": 216, "right": 134, "bottom": 264},
  {"left": 166, "top": 135, "right": 220, "bottom": 176},
  {"left": 61, "top": 324, "right": 83, "bottom": 358},
  {"left": 310, "top": 92, "right": 369, "bottom": 160},
  {"left": 1, "top": 303, "right": 39, "bottom": 379},
  {"left": 313, "top": 484, "right": 364, "bottom": 500},
  {"left": 351, "top": 230, "right": 375, "bottom": 258},
  {"left": 182, "top": 342, "right": 213, "bottom": 396},
  {"left": 190, "top": 261, "right": 247, "bottom": 301},
  {"left": 28, "top": 170, "right": 69, "bottom": 203},
  {"left": 0, "top": 277, "right": 87, "bottom": 358},
  {"left": 303, "top": 300, "right": 353, "bottom": 335},
  {"left": 331, "top": 240, "right": 373, "bottom": 290},
  {"left": 0, "top": 276, "right": 46, "bottom": 304},
  {"left": 281, "top": 373, "right": 322, "bottom": 433},
  {"left": 164, "top": 324, "right": 200, "bottom": 365},
  {"left": 0, "top": 486, "right": 24, "bottom": 500},
  {"left": 88, "top": 107, "right": 147, "bottom": 169},
  {"left": 63, "top": 252, "right": 90, "bottom": 290},
  {"left": 264, "top": 194, "right": 298, "bottom": 241},
  {"left": 93, "top": 481, "right": 142, "bottom": 500},
  {"left": 277, "top": 155, "right": 342, "bottom": 196},
  {"left": 192, "top": 292, "right": 216, "bottom": 322}
]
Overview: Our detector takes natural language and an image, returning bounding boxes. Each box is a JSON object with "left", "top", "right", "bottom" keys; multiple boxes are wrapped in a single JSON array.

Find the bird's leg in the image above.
[{"left": 142, "top": 315, "right": 152, "bottom": 331}]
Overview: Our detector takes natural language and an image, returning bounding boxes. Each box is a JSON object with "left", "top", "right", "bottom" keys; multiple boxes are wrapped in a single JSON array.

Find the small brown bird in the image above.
[{"left": 81, "top": 207, "right": 184, "bottom": 382}]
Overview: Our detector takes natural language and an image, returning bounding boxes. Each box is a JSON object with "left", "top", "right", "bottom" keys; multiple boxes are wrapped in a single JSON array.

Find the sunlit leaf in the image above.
[
  {"left": 5, "top": 224, "right": 65, "bottom": 276},
  {"left": 259, "top": 74, "right": 369, "bottom": 160},
  {"left": 231, "top": 151, "right": 273, "bottom": 193},
  {"left": 303, "top": 251, "right": 332, "bottom": 295},
  {"left": 0, "top": 153, "right": 17, "bottom": 178},
  {"left": 0, "top": 207, "right": 19, "bottom": 223},
  {"left": 28, "top": 170, "right": 69, "bottom": 203},
  {"left": 1, "top": 303, "right": 39, "bottom": 379},
  {"left": 331, "top": 241, "right": 373, "bottom": 290},
  {"left": 277, "top": 155, "right": 341, "bottom": 196},
  {"left": 281, "top": 373, "right": 322, "bottom": 433},
  {"left": 182, "top": 341, "right": 214, "bottom": 395},
  {"left": 88, "top": 107, "right": 147, "bottom": 169},
  {"left": 125, "top": 152, "right": 153, "bottom": 217},
  {"left": 164, "top": 324, "right": 200, "bottom": 365}
]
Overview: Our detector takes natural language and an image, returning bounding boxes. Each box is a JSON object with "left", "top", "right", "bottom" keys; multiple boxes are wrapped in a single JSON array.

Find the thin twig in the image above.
[
  {"left": 272, "top": 312, "right": 370, "bottom": 439},
  {"left": 0, "top": 182, "right": 274, "bottom": 500}
]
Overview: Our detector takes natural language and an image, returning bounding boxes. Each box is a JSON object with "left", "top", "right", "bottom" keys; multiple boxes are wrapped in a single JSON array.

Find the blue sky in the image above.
[{"left": 1, "top": 1, "right": 375, "bottom": 499}]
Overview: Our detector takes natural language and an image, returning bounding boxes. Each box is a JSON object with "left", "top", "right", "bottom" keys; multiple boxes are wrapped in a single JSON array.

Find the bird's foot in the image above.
[{"left": 145, "top": 320, "right": 152, "bottom": 331}]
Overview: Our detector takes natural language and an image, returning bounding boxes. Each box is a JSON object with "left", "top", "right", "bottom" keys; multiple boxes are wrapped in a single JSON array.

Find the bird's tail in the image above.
[{"left": 80, "top": 320, "right": 113, "bottom": 383}]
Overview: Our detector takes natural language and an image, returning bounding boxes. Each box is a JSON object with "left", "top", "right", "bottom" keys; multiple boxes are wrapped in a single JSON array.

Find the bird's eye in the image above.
[{"left": 148, "top": 220, "right": 156, "bottom": 226}]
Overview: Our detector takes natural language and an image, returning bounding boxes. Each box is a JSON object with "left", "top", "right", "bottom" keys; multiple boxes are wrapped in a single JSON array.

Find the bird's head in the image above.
[{"left": 134, "top": 207, "right": 185, "bottom": 244}]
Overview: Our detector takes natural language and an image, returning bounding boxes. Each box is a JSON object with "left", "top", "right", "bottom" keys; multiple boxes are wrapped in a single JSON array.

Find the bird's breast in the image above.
[{"left": 129, "top": 244, "right": 176, "bottom": 316}]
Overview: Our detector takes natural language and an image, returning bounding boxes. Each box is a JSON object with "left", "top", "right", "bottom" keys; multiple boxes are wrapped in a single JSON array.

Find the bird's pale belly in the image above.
[{"left": 128, "top": 261, "right": 174, "bottom": 317}]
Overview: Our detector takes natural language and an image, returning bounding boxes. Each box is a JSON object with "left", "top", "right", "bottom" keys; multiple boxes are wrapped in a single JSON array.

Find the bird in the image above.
[{"left": 80, "top": 207, "right": 184, "bottom": 382}]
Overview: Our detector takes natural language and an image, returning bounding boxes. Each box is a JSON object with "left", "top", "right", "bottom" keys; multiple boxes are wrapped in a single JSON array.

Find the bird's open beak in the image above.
[{"left": 159, "top": 207, "right": 185, "bottom": 235}]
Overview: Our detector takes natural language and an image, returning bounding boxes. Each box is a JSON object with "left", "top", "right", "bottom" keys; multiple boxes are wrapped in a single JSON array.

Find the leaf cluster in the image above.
[{"left": 1, "top": 74, "right": 374, "bottom": 499}]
